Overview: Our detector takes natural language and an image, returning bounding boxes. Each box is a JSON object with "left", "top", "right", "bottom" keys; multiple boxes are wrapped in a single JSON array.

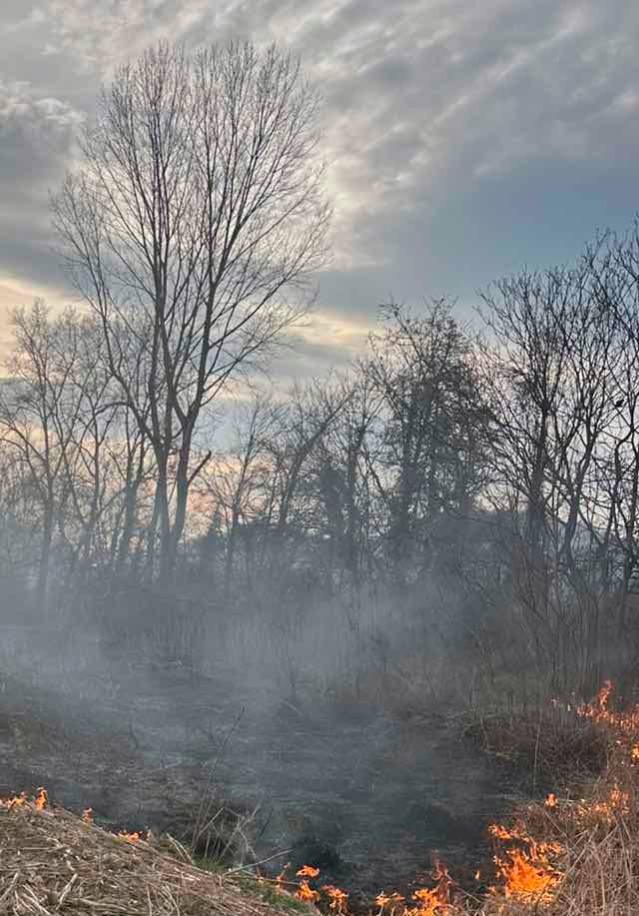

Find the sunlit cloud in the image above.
[{"left": 0, "top": 0, "right": 638, "bottom": 376}]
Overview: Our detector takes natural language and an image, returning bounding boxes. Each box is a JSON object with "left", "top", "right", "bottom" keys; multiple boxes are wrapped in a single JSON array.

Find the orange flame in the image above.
[
  {"left": 117, "top": 830, "right": 141, "bottom": 844},
  {"left": 403, "top": 861, "right": 455, "bottom": 915},
  {"left": 0, "top": 788, "right": 48, "bottom": 811},
  {"left": 493, "top": 847, "right": 560, "bottom": 903},
  {"left": 297, "top": 865, "right": 320, "bottom": 878},
  {"left": 321, "top": 885, "right": 349, "bottom": 913},
  {"left": 376, "top": 891, "right": 406, "bottom": 912},
  {"left": 488, "top": 814, "right": 563, "bottom": 904},
  {"left": 2, "top": 791, "right": 28, "bottom": 810},
  {"left": 576, "top": 680, "right": 639, "bottom": 743},
  {"left": 82, "top": 807, "right": 93, "bottom": 824},
  {"left": 295, "top": 880, "right": 320, "bottom": 903}
]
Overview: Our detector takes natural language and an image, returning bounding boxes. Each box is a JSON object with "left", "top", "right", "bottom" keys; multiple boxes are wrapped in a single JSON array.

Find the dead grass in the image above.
[
  {"left": 0, "top": 796, "right": 311, "bottom": 916},
  {"left": 464, "top": 682, "right": 639, "bottom": 916},
  {"left": 6, "top": 676, "right": 639, "bottom": 916},
  {"left": 475, "top": 750, "right": 639, "bottom": 915},
  {"left": 464, "top": 701, "right": 611, "bottom": 788}
]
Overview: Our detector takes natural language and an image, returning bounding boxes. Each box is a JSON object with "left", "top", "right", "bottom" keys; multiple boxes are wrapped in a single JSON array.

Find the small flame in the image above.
[
  {"left": 321, "top": 885, "right": 349, "bottom": 913},
  {"left": 402, "top": 861, "right": 455, "bottom": 915},
  {"left": 82, "top": 807, "right": 93, "bottom": 824},
  {"left": 488, "top": 823, "right": 515, "bottom": 841},
  {"left": 545, "top": 793, "right": 557, "bottom": 808},
  {"left": 376, "top": 891, "right": 405, "bottom": 911},
  {"left": 295, "top": 880, "right": 320, "bottom": 903},
  {"left": 2, "top": 792, "right": 28, "bottom": 810},
  {"left": 297, "top": 865, "right": 320, "bottom": 878},
  {"left": 117, "top": 830, "right": 141, "bottom": 844},
  {"left": 34, "top": 787, "right": 48, "bottom": 810}
]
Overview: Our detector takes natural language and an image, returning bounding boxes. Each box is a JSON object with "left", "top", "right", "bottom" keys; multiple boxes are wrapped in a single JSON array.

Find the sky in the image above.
[{"left": 2, "top": 0, "right": 639, "bottom": 383}]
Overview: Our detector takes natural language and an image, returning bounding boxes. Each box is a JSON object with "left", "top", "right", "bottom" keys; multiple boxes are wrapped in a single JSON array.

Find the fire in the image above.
[
  {"left": 321, "top": 885, "right": 349, "bottom": 913},
  {"left": 295, "top": 880, "right": 320, "bottom": 903},
  {"left": 578, "top": 782, "right": 631, "bottom": 825},
  {"left": 488, "top": 823, "right": 515, "bottom": 841},
  {"left": 544, "top": 793, "right": 557, "bottom": 808},
  {"left": 82, "top": 807, "right": 93, "bottom": 824},
  {"left": 0, "top": 788, "right": 48, "bottom": 811},
  {"left": 376, "top": 891, "right": 406, "bottom": 912},
  {"left": 117, "top": 830, "right": 141, "bottom": 843},
  {"left": 1, "top": 791, "right": 28, "bottom": 810},
  {"left": 297, "top": 865, "right": 320, "bottom": 878},
  {"left": 403, "top": 861, "right": 455, "bottom": 915},
  {"left": 488, "top": 819, "right": 563, "bottom": 904},
  {"left": 576, "top": 679, "right": 639, "bottom": 743},
  {"left": 493, "top": 847, "right": 560, "bottom": 903}
]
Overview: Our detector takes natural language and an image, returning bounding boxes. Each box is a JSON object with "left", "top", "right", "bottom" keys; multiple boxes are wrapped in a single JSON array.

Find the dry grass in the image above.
[
  {"left": 475, "top": 753, "right": 639, "bottom": 915},
  {"left": 5, "top": 678, "right": 639, "bottom": 916},
  {"left": 464, "top": 682, "right": 639, "bottom": 916},
  {"left": 0, "top": 796, "right": 308, "bottom": 916}
]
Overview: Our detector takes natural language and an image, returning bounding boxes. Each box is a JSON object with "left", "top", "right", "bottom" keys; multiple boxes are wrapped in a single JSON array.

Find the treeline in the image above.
[{"left": 3, "top": 38, "right": 639, "bottom": 691}]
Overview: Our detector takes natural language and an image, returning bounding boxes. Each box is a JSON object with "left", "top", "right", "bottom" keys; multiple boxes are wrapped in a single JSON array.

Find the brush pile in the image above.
[{"left": 0, "top": 789, "right": 297, "bottom": 916}]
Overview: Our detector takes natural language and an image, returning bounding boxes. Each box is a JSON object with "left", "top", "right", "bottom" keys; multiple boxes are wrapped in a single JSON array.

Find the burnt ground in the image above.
[{"left": 0, "top": 632, "right": 524, "bottom": 906}]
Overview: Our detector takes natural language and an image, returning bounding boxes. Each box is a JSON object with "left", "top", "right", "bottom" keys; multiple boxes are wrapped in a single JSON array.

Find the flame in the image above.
[
  {"left": 82, "top": 807, "right": 93, "bottom": 824},
  {"left": 295, "top": 880, "right": 320, "bottom": 903},
  {"left": 321, "top": 885, "right": 349, "bottom": 913},
  {"left": 576, "top": 680, "right": 639, "bottom": 743},
  {"left": 488, "top": 823, "right": 517, "bottom": 841},
  {"left": 545, "top": 793, "right": 557, "bottom": 808},
  {"left": 1, "top": 791, "right": 28, "bottom": 810},
  {"left": 402, "top": 861, "right": 455, "bottom": 915},
  {"left": 493, "top": 847, "right": 560, "bottom": 903},
  {"left": 297, "top": 865, "right": 320, "bottom": 878},
  {"left": 0, "top": 788, "right": 48, "bottom": 811},
  {"left": 117, "top": 830, "right": 141, "bottom": 844},
  {"left": 376, "top": 891, "right": 406, "bottom": 912},
  {"left": 488, "top": 817, "right": 563, "bottom": 904},
  {"left": 578, "top": 782, "right": 631, "bottom": 825}
]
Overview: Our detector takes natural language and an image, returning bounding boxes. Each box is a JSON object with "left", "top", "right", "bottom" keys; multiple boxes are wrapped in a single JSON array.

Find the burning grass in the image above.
[
  {"left": 289, "top": 680, "right": 639, "bottom": 915},
  {"left": 464, "top": 695, "right": 610, "bottom": 787},
  {"left": 0, "top": 789, "right": 310, "bottom": 916},
  {"left": 5, "top": 682, "right": 639, "bottom": 915},
  {"left": 469, "top": 679, "right": 639, "bottom": 913}
]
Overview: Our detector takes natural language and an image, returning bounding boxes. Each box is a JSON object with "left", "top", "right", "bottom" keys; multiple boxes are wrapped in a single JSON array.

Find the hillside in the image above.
[{"left": 0, "top": 791, "right": 309, "bottom": 916}]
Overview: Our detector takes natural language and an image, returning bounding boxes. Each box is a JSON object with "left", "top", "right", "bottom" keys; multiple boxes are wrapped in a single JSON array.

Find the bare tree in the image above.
[
  {"left": 0, "top": 302, "right": 110, "bottom": 607},
  {"left": 51, "top": 39, "right": 331, "bottom": 583},
  {"left": 365, "top": 299, "right": 489, "bottom": 584}
]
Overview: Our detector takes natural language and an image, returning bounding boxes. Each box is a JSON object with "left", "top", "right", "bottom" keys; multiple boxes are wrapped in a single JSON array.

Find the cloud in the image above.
[
  {"left": 42, "top": 0, "right": 212, "bottom": 75},
  {"left": 1, "top": 0, "right": 639, "bottom": 374},
  {"left": 0, "top": 77, "right": 83, "bottom": 249},
  {"left": 0, "top": 78, "right": 84, "bottom": 307}
]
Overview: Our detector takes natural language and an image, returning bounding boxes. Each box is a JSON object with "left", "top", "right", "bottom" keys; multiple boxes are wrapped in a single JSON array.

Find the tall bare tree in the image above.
[{"left": 51, "top": 39, "right": 331, "bottom": 583}]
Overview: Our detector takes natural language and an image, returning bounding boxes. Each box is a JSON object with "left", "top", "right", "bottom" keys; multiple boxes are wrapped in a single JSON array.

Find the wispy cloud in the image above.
[{"left": 1, "top": 0, "right": 639, "bottom": 370}]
